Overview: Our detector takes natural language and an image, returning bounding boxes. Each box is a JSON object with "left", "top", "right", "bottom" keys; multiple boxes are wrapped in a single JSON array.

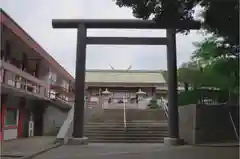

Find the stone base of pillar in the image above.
[
  {"left": 67, "top": 137, "right": 88, "bottom": 145},
  {"left": 164, "top": 137, "right": 184, "bottom": 146}
]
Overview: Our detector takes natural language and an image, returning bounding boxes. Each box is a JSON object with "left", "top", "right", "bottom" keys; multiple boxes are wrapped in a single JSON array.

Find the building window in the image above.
[
  {"left": 61, "top": 80, "right": 69, "bottom": 91},
  {"left": 0, "top": 68, "right": 4, "bottom": 83},
  {"left": 5, "top": 41, "right": 11, "bottom": 61},
  {"left": 49, "top": 90, "right": 56, "bottom": 99},
  {"left": 5, "top": 109, "right": 18, "bottom": 125},
  {"left": 49, "top": 72, "right": 57, "bottom": 84},
  {"left": 1, "top": 50, "right": 4, "bottom": 60},
  {"left": 6, "top": 71, "right": 15, "bottom": 86}
]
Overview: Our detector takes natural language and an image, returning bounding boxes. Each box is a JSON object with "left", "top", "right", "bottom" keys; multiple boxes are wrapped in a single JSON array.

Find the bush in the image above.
[
  {"left": 148, "top": 99, "right": 159, "bottom": 109},
  {"left": 178, "top": 90, "right": 200, "bottom": 106},
  {"left": 178, "top": 89, "right": 239, "bottom": 106}
]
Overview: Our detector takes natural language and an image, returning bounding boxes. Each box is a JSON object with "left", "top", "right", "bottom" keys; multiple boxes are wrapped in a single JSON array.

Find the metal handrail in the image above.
[
  {"left": 163, "top": 104, "right": 168, "bottom": 118},
  {"left": 160, "top": 98, "right": 168, "bottom": 119},
  {"left": 228, "top": 110, "right": 239, "bottom": 141},
  {"left": 123, "top": 95, "right": 127, "bottom": 128}
]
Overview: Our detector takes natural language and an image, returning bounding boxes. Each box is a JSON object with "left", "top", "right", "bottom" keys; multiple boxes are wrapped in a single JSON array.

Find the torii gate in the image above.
[{"left": 52, "top": 19, "right": 200, "bottom": 145}]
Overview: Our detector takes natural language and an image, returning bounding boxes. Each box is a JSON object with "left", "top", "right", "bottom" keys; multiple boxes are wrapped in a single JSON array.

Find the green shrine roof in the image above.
[{"left": 85, "top": 70, "right": 166, "bottom": 84}]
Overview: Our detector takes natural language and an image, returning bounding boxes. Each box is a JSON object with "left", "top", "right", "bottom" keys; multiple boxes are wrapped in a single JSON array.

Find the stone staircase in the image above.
[
  {"left": 89, "top": 108, "right": 167, "bottom": 122},
  {"left": 85, "top": 120, "right": 168, "bottom": 143},
  {"left": 84, "top": 108, "right": 169, "bottom": 143},
  {"left": 55, "top": 102, "right": 169, "bottom": 143}
]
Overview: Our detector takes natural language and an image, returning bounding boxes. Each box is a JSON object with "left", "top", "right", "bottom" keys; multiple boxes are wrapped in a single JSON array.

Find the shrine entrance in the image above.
[{"left": 52, "top": 19, "right": 200, "bottom": 145}]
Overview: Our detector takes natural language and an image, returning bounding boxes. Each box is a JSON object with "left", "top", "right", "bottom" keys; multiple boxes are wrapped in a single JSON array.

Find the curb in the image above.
[
  {"left": 1, "top": 154, "right": 24, "bottom": 158},
  {"left": 195, "top": 143, "right": 240, "bottom": 147},
  {"left": 19, "top": 143, "right": 62, "bottom": 159}
]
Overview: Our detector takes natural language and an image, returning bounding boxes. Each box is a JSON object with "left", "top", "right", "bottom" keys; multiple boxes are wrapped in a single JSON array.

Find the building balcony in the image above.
[
  {"left": 49, "top": 84, "right": 74, "bottom": 104},
  {"left": 1, "top": 60, "right": 74, "bottom": 110},
  {"left": 0, "top": 60, "right": 49, "bottom": 98}
]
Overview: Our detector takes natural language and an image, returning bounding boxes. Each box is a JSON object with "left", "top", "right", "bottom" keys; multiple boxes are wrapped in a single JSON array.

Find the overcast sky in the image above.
[{"left": 1, "top": 0, "right": 206, "bottom": 77}]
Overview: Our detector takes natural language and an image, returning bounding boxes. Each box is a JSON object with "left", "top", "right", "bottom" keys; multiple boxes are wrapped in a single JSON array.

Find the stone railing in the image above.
[{"left": 56, "top": 105, "right": 74, "bottom": 144}]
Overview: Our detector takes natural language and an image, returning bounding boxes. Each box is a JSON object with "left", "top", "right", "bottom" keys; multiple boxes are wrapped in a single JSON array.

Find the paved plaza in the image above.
[
  {"left": 1, "top": 136, "right": 57, "bottom": 158},
  {"left": 31, "top": 143, "right": 239, "bottom": 159},
  {"left": 0, "top": 137, "right": 239, "bottom": 159}
]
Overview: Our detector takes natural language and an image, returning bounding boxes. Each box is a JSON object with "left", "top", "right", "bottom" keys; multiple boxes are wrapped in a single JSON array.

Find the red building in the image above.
[{"left": 0, "top": 9, "right": 74, "bottom": 141}]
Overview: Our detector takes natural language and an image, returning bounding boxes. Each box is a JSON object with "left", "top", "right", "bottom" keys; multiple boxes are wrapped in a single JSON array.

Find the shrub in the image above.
[{"left": 148, "top": 99, "right": 159, "bottom": 109}]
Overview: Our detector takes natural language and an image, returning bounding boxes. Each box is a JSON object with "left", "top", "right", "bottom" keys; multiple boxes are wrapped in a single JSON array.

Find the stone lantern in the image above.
[
  {"left": 136, "top": 88, "right": 147, "bottom": 109},
  {"left": 136, "top": 88, "right": 146, "bottom": 101},
  {"left": 102, "top": 88, "right": 111, "bottom": 96},
  {"left": 136, "top": 88, "right": 146, "bottom": 96},
  {"left": 101, "top": 88, "right": 111, "bottom": 109}
]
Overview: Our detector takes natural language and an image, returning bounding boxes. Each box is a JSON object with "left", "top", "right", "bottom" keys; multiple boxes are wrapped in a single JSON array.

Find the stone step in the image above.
[
  {"left": 85, "top": 125, "right": 168, "bottom": 128},
  {"left": 84, "top": 125, "right": 168, "bottom": 128},
  {"left": 86, "top": 134, "right": 168, "bottom": 137},
  {"left": 85, "top": 129, "right": 168, "bottom": 132},
  {"left": 89, "top": 109, "right": 167, "bottom": 121},
  {"left": 88, "top": 136, "right": 165, "bottom": 140},
  {"left": 85, "top": 131, "right": 168, "bottom": 135},
  {"left": 83, "top": 119, "right": 168, "bottom": 143},
  {"left": 85, "top": 122, "right": 168, "bottom": 126},
  {"left": 85, "top": 122, "right": 168, "bottom": 125},
  {"left": 85, "top": 132, "right": 168, "bottom": 136},
  {"left": 85, "top": 129, "right": 168, "bottom": 133},
  {"left": 87, "top": 119, "right": 167, "bottom": 121},
  {"left": 86, "top": 120, "right": 168, "bottom": 123},
  {"left": 85, "top": 124, "right": 168, "bottom": 128},
  {"left": 85, "top": 129, "right": 168, "bottom": 135},
  {"left": 88, "top": 139, "right": 164, "bottom": 143},
  {"left": 85, "top": 127, "right": 168, "bottom": 131},
  {"left": 85, "top": 133, "right": 168, "bottom": 137}
]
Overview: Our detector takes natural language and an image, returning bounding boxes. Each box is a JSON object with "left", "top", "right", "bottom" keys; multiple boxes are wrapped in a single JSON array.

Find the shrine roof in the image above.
[{"left": 85, "top": 69, "right": 166, "bottom": 84}]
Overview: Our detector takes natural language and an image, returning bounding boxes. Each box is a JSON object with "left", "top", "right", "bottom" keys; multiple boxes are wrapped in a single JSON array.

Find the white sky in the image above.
[{"left": 1, "top": 0, "right": 206, "bottom": 77}]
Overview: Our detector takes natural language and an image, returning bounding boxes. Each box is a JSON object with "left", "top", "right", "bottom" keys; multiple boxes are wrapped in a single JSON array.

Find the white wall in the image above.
[{"left": 43, "top": 106, "right": 68, "bottom": 135}]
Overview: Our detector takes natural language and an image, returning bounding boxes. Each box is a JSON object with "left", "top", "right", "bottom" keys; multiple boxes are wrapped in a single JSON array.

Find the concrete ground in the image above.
[
  {"left": 31, "top": 143, "right": 239, "bottom": 159},
  {"left": 1, "top": 136, "right": 56, "bottom": 158}
]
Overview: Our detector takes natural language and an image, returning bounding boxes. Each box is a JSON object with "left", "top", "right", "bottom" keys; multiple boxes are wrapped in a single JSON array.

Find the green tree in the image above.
[
  {"left": 192, "top": 37, "right": 239, "bottom": 103},
  {"left": 162, "top": 62, "right": 204, "bottom": 91},
  {"left": 178, "top": 61, "right": 200, "bottom": 91},
  {"left": 113, "top": 0, "right": 239, "bottom": 45},
  {"left": 114, "top": 0, "right": 239, "bottom": 104}
]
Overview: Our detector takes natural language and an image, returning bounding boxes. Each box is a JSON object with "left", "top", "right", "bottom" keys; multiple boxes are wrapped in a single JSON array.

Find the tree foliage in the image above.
[
  {"left": 113, "top": 0, "right": 239, "bottom": 45},
  {"left": 193, "top": 36, "right": 238, "bottom": 81},
  {"left": 176, "top": 35, "right": 239, "bottom": 103},
  {"left": 178, "top": 61, "right": 203, "bottom": 89},
  {"left": 192, "top": 37, "right": 239, "bottom": 61},
  {"left": 202, "top": 2, "right": 239, "bottom": 45},
  {"left": 113, "top": 0, "right": 239, "bottom": 103}
]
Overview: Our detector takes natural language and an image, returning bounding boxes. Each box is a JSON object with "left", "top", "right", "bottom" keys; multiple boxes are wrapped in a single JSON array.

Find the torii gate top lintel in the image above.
[{"left": 52, "top": 19, "right": 201, "bottom": 30}]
